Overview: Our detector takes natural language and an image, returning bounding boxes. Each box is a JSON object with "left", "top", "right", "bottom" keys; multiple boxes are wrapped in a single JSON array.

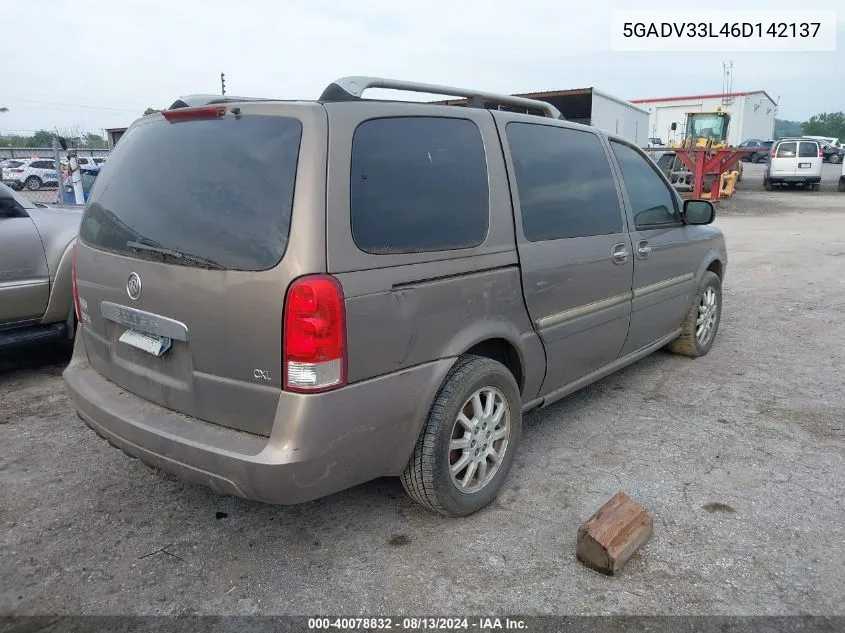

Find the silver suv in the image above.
[{"left": 64, "top": 77, "right": 727, "bottom": 516}]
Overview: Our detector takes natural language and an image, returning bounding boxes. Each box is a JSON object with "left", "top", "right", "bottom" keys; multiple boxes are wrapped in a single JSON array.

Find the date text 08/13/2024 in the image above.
[
  {"left": 307, "top": 617, "right": 528, "bottom": 630},
  {"left": 621, "top": 22, "right": 822, "bottom": 38}
]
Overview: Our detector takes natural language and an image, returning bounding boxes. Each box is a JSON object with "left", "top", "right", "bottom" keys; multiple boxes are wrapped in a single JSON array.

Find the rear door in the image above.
[
  {"left": 497, "top": 117, "right": 633, "bottom": 394},
  {"left": 770, "top": 141, "right": 797, "bottom": 178},
  {"left": 74, "top": 104, "right": 327, "bottom": 436},
  {"left": 0, "top": 192, "right": 49, "bottom": 324},
  {"left": 798, "top": 141, "right": 822, "bottom": 176}
]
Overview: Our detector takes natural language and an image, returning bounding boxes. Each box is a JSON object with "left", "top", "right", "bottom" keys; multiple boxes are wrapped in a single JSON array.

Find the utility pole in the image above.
[{"left": 220, "top": 73, "right": 226, "bottom": 96}]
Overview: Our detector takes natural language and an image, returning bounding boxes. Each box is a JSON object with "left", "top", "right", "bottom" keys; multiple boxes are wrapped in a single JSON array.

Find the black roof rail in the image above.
[{"left": 319, "top": 76, "right": 565, "bottom": 120}]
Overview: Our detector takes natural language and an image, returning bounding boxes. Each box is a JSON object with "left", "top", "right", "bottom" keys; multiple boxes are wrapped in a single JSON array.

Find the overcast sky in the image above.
[{"left": 1, "top": 0, "right": 841, "bottom": 136}]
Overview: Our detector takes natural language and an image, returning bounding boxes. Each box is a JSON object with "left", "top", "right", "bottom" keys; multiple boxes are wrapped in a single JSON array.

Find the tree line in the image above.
[
  {"left": 0, "top": 129, "right": 109, "bottom": 149},
  {"left": 775, "top": 112, "right": 845, "bottom": 141}
]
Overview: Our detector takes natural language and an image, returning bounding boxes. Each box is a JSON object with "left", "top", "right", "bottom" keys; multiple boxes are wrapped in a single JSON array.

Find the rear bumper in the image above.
[
  {"left": 768, "top": 175, "right": 821, "bottom": 184},
  {"left": 63, "top": 332, "right": 453, "bottom": 505}
]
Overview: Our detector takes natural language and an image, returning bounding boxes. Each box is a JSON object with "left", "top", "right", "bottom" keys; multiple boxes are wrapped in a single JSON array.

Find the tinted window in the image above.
[
  {"left": 0, "top": 198, "right": 27, "bottom": 219},
  {"left": 350, "top": 117, "right": 488, "bottom": 254},
  {"left": 80, "top": 115, "right": 302, "bottom": 271},
  {"left": 799, "top": 142, "right": 818, "bottom": 157},
  {"left": 776, "top": 142, "right": 797, "bottom": 158},
  {"left": 611, "top": 141, "right": 679, "bottom": 230},
  {"left": 5, "top": 161, "right": 23, "bottom": 168},
  {"left": 506, "top": 123, "right": 622, "bottom": 241}
]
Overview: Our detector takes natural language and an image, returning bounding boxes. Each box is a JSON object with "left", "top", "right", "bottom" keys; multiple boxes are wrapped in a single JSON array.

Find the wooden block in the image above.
[{"left": 576, "top": 491, "right": 653, "bottom": 576}]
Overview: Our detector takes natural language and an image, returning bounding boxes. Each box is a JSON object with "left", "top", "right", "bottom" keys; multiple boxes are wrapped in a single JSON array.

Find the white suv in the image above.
[{"left": 1, "top": 158, "right": 60, "bottom": 191}]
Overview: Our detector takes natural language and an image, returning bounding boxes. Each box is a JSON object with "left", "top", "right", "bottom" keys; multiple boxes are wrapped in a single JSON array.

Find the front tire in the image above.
[
  {"left": 667, "top": 272, "right": 722, "bottom": 358},
  {"left": 750, "top": 152, "right": 758, "bottom": 164},
  {"left": 25, "top": 176, "right": 42, "bottom": 191},
  {"left": 401, "top": 355, "right": 522, "bottom": 517}
]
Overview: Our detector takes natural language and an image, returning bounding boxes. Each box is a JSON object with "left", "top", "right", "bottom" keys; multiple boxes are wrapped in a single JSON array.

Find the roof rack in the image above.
[{"left": 319, "top": 76, "right": 564, "bottom": 120}]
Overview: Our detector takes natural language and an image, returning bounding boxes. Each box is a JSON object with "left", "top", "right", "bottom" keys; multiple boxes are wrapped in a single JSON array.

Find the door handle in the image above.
[
  {"left": 611, "top": 244, "right": 629, "bottom": 264},
  {"left": 637, "top": 241, "right": 652, "bottom": 258}
]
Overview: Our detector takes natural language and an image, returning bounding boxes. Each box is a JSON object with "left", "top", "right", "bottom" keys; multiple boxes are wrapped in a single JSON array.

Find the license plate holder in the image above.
[
  {"left": 798, "top": 162, "right": 811, "bottom": 168},
  {"left": 119, "top": 329, "right": 172, "bottom": 357}
]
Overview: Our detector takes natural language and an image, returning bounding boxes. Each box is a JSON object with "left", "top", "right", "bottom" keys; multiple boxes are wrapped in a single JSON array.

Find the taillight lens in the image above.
[
  {"left": 71, "top": 242, "right": 82, "bottom": 322},
  {"left": 283, "top": 275, "right": 347, "bottom": 393},
  {"left": 819, "top": 148, "right": 824, "bottom": 158}
]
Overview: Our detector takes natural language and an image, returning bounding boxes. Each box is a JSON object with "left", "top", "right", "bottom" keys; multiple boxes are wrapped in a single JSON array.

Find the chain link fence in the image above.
[{"left": 1, "top": 141, "right": 109, "bottom": 206}]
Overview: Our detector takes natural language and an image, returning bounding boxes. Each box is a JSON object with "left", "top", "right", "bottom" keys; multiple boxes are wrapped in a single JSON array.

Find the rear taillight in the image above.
[
  {"left": 11, "top": 168, "right": 23, "bottom": 173},
  {"left": 71, "top": 242, "right": 82, "bottom": 322},
  {"left": 161, "top": 106, "right": 226, "bottom": 122},
  {"left": 819, "top": 148, "right": 824, "bottom": 158},
  {"left": 283, "top": 275, "right": 347, "bottom": 393}
]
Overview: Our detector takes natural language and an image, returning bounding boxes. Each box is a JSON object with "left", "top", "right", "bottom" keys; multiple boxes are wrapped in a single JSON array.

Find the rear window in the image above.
[
  {"left": 799, "top": 142, "right": 818, "bottom": 157},
  {"left": 80, "top": 114, "right": 302, "bottom": 270},
  {"left": 776, "top": 142, "right": 797, "bottom": 158},
  {"left": 350, "top": 117, "right": 489, "bottom": 254},
  {"left": 4, "top": 161, "right": 23, "bottom": 168}
]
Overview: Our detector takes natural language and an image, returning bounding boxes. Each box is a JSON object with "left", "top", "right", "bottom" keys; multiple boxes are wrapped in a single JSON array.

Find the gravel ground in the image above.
[{"left": 2, "top": 187, "right": 844, "bottom": 617}]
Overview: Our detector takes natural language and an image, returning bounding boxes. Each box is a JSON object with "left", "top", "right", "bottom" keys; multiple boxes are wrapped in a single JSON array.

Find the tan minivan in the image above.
[{"left": 64, "top": 77, "right": 727, "bottom": 516}]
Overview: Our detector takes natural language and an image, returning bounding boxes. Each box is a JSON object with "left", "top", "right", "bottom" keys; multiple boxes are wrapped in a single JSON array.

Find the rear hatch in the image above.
[{"left": 75, "top": 106, "right": 306, "bottom": 436}]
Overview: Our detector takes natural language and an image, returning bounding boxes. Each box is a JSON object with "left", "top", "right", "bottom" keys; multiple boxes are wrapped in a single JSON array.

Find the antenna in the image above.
[
  {"left": 220, "top": 72, "right": 226, "bottom": 96},
  {"left": 721, "top": 61, "right": 734, "bottom": 106}
]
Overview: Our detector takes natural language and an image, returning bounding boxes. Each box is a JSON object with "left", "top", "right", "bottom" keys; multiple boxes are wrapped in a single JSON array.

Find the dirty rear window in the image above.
[
  {"left": 80, "top": 114, "right": 302, "bottom": 270},
  {"left": 799, "top": 142, "right": 819, "bottom": 158}
]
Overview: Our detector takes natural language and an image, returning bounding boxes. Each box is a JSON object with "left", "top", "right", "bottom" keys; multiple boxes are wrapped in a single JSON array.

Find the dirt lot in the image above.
[{"left": 2, "top": 185, "right": 845, "bottom": 617}]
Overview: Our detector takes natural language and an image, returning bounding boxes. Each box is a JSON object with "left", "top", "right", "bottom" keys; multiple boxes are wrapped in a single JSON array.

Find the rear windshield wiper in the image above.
[{"left": 126, "top": 240, "right": 224, "bottom": 269}]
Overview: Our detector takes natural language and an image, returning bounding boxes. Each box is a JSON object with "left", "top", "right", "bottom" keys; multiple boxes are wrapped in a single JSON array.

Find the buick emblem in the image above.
[{"left": 126, "top": 272, "right": 142, "bottom": 301}]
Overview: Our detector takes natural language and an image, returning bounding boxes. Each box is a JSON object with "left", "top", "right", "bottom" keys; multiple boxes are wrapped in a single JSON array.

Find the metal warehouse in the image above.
[
  {"left": 439, "top": 87, "right": 650, "bottom": 146},
  {"left": 630, "top": 90, "right": 777, "bottom": 147}
]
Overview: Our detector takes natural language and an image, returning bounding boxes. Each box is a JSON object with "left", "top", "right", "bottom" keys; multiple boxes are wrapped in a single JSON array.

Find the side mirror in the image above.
[
  {"left": 670, "top": 122, "right": 678, "bottom": 131},
  {"left": 683, "top": 200, "right": 715, "bottom": 225}
]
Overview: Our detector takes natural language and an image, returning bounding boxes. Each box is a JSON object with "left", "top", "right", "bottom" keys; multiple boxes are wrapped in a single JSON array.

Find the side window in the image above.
[
  {"left": 0, "top": 198, "right": 27, "bottom": 219},
  {"left": 506, "top": 123, "right": 623, "bottom": 241},
  {"left": 799, "top": 142, "right": 818, "bottom": 158},
  {"left": 610, "top": 141, "right": 680, "bottom": 230},
  {"left": 350, "top": 117, "right": 489, "bottom": 254},
  {"left": 776, "top": 142, "right": 797, "bottom": 158}
]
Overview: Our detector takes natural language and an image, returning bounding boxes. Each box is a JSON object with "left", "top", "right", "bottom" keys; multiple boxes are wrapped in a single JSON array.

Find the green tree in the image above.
[
  {"left": 802, "top": 111, "right": 845, "bottom": 141},
  {"left": 28, "top": 129, "right": 54, "bottom": 147},
  {"left": 144, "top": 107, "right": 161, "bottom": 116},
  {"left": 83, "top": 132, "right": 108, "bottom": 149}
]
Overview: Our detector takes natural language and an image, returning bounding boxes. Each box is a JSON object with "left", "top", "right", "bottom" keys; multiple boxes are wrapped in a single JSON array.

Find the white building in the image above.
[{"left": 630, "top": 91, "right": 777, "bottom": 147}]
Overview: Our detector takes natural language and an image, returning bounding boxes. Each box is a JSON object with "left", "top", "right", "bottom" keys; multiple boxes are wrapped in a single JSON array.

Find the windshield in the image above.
[
  {"left": 79, "top": 114, "right": 302, "bottom": 271},
  {"left": 687, "top": 114, "right": 728, "bottom": 141}
]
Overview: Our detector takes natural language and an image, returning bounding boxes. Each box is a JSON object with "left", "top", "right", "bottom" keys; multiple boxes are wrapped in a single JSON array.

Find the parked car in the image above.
[
  {"left": 803, "top": 135, "right": 841, "bottom": 149},
  {"left": 738, "top": 139, "right": 774, "bottom": 163},
  {"left": 818, "top": 140, "right": 843, "bottom": 164},
  {"left": 76, "top": 156, "right": 108, "bottom": 168},
  {"left": 647, "top": 137, "right": 664, "bottom": 147},
  {"left": 839, "top": 157, "right": 845, "bottom": 192},
  {"left": 1, "top": 158, "right": 60, "bottom": 191},
  {"left": 58, "top": 166, "right": 101, "bottom": 204},
  {"left": 765, "top": 138, "right": 823, "bottom": 191},
  {"left": 0, "top": 182, "right": 81, "bottom": 349},
  {"left": 64, "top": 77, "right": 728, "bottom": 516}
]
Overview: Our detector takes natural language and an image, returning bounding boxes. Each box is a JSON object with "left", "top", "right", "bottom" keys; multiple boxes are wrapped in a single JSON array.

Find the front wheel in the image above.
[
  {"left": 830, "top": 153, "right": 842, "bottom": 165},
  {"left": 25, "top": 176, "right": 42, "bottom": 191},
  {"left": 667, "top": 272, "right": 722, "bottom": 358},
  {"left": 401, "top": 355, "right": 522, "bottom": 517},
  {"left": 750, "top": 152, "right": 758, "bottom": 164}
]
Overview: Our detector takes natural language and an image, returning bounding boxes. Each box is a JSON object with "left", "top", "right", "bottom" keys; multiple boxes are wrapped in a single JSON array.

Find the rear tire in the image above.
[
  {"left": 838, "top": 179, "right": 845, "bottom": 193},
  {"left": 764, "top": 178, "right": 773, "bottom": 191},
  {"left": 831, "top": 153, "right": 842, "bottom": 165},
  {"left": 667, "top": 272, "right": 722, "bottom": 358},
  {"left": 401, "top": 355, "right": 522, "bottom": 517}
]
